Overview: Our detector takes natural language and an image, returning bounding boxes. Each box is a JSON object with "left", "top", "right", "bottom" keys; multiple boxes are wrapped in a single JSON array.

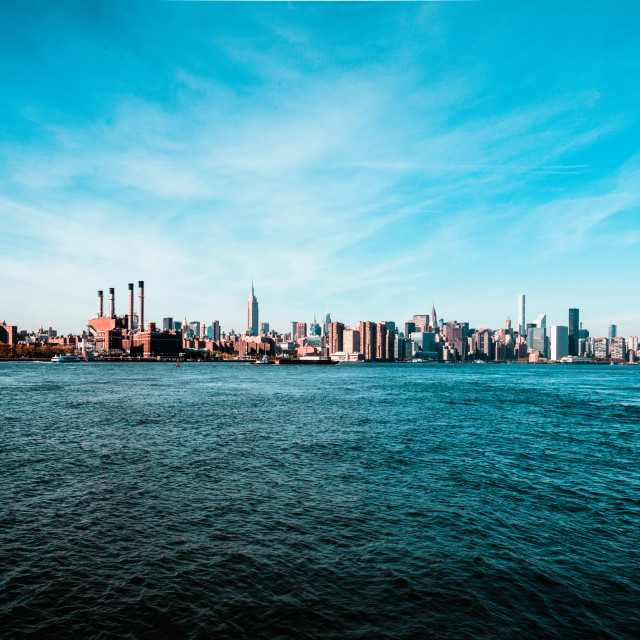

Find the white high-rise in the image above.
[
  {"left": 247, "top": 282, "right": 259, "bottom": 336},
  {"left": 550, "top": 325, "right": 569, "bottom": 361},
  {"left": 518, "top": 294, "right": 526, "bottom": 336}
]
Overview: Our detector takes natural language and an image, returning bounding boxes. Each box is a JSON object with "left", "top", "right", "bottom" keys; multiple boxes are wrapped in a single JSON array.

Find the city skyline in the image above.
[
  {"left": 2, "top": 3, "right": 640, "bottom": 335},
  {"left": 3, "top": 280, "right": 637, "bottom": 346}
]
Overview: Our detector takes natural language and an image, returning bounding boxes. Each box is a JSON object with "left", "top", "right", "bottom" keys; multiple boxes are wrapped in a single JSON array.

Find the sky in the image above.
[{"left": 1, "top": 1, "right": 640, "bottom": 337}]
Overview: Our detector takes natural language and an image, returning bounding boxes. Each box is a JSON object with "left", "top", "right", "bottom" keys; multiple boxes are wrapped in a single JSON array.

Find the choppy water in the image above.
[{"left": 1, "top": 361, "right": 639, "bottom": 639}]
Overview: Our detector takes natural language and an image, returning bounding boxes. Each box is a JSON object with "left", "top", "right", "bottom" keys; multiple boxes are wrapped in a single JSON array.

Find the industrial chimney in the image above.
[
  {"left": 98, "top": 290, "right": 103, "bottom": 318},
  {"left": 109, "top": 288, "right": 115, "bottom": 318},
  {"left": 138, "top": 281, "right": 144, "bottom": 331},
  {"left": 128, "top": 283, "right": 134, "bottom": 330}
]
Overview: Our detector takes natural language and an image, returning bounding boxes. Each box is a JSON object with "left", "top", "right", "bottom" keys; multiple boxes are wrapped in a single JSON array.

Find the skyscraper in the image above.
[
  {"left": 568, "top": 308, "right": 579, "bottom": 356},
  {"left": 534, "top": 313, "right": 547, "bottom": 330},
  {"left": 518, "top": 294, "right": 526, "bottom": 337},
  {"left": 550, "top": 325, "right": 569, "bottom": 361},
  {"left": 608, "top": 324, "right": 617, "bottom": 339},
  {"left": 247, "top": 282, "right": 259, "bottom": 336}
]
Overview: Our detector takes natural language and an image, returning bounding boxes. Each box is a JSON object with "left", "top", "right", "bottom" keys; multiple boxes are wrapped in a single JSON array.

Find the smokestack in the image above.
[
  {"left": 138, "top": 281, "right": 144, "bottom": 332},
  {"left": 98, "top": 290, "right": 103, "bottom": 318},
  {"left": 109, "top": 288, "right": 115, "bottom": 318},
  {"left": 128, "top": 283, "right": 134, "bottom": 330}
]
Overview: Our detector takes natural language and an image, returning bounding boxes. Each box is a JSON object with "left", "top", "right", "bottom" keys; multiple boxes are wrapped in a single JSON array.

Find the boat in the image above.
[
  {"left": 51, "top": 354, "right": 82, "bottom": 363},
  {"left": 255, "top": 355, "right": 270, "bottom": 364}
]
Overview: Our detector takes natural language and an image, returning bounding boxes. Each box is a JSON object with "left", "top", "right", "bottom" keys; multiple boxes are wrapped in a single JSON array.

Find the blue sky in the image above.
[{"left": 2, "top": 1, "right": 639, "bottom": 336}]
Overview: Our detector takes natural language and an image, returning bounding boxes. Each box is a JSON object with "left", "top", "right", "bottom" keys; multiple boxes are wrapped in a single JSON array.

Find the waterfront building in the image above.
[
  {"left": 608, "top": 324, "right": 617, "bottom": 339},
  {"left": 594, "top": 338, "right": 609, "bottom": 359},
  {"left": 628, "top": 336, "right": 639, "bottom": 352},
  {"left": 376, "top": 322, "right": 387, "bottom": 361},
  {"left": 0, "top": 322, "right": 18, "bottom": 346},
  {"left": 343, "top": 327, "right": 360, "bottom": 354},
  {"left": 473, "top": 329, "right": 494, "bottom": 360},
  {"left": 443, "top": 321, "right": 467, "bottom": 360},
  {"left": 518, "top": 294, "right": 526, "bottom": 336},
  {"left": 410, "top": 331, "right": 437, "bottom": 358},
  {"left": 328, "top": 322, "right": 344, "bottom": 354},
  {"left": 610, "top": 337, "right": 626, "bottom": 360},
  {"left": 568, "top": 308, "right": 579, "bottom": 356},
  {"left": 386, "top": 328, "right": 396, "bottom": 362},
  {"left": 359, "top": 321, "right": 377, "bottom": 360},
  {"left": 247, "top": 282, "right": 259, "bottom": 336},
  {"left": 527, "top": 327, "right": 547, "bottom": 358},
  {"left": 129, "top": 327, "right": 182, "bottom": 358},
  {"left": 550, "top": 325, "right": 569, "bottom": 361}
]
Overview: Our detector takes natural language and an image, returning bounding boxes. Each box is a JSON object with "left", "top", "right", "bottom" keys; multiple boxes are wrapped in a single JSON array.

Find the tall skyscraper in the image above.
[
  {"left": 608, "top": 324, "right": 617, "bottom": 339},
  {"left": 247, "top": 282, "right": 259, "bottom": 336},
  {"left": 162, "top": 317, "right": 173, "bottom": 332},
  {"left": 568, "top": 308, "right": 579, "bottom": 356},
  {"left": 323, "top": 311, "right": 331, "bottom": 337},
  {"left": 534, "top": 313, "right": 547, "bottom": 330},
  {"left": 550, "top": 325, "right": 569, "bottom": 361},
  {"left": 430, "top": 304, "right": 438, "bottom": 330},
  {"left": 518, "top": 294, "right": 526, "bottom": 336},
  {"left": 212, "top": 320, "right": 221, "bottom": 341}
]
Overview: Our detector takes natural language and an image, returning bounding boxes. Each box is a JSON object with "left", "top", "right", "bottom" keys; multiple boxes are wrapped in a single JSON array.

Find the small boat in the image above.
[
  {"left": 51, "top": 354, "right": 82, "bottom": 363},
  {"left": 176, "top": 359, "right": 180, "bottom": 367},
  {"left": 255, "top": 355, "right": 270, "bottom": 364}
]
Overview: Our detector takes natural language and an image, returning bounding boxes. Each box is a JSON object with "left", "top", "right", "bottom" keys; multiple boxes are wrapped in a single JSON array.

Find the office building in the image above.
[
  {"left": 247, "top": 282, "right": 259, "bottom": 336},
  {"left": 527, "top": 326, "right": 547, "bottom": 358},
  {"left": 550, "top": 325, "right": 569, "bottom": 361},
  {"left": 162, "top": 317, "right": 173, "bottom": 332},
  {"left": 534, "top": 313, "right": 547, "bottom": 330},
  {"left": 259, "top": 322, "right": 269, "bottom": 335},
  {"left": 518, "top": 294, "right": 526, "bottom": 336},
  {"left": 608, "top": 324, "right": 617, "bottom": 339},
  {"left": 568, "top": 308, "right": 579, "bottom": 356},
  {"left": 212, "top": 320, "right": 221, "bottom": 342}
]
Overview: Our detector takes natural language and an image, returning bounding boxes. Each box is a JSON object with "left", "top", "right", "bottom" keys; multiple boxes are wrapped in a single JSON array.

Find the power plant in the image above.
[{"left": 86, "top": 281, "right": 182, "bottom": 359}]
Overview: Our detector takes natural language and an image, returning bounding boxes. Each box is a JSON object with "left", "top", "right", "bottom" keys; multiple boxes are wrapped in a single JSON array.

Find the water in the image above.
[{"left": 1, "top": 361, "right": 639, "bottom": 639}]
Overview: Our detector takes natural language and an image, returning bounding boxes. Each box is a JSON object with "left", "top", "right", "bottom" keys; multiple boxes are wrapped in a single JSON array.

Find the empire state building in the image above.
[{"left": 247, "top": 282, "right": 259, "bottom": 336}]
